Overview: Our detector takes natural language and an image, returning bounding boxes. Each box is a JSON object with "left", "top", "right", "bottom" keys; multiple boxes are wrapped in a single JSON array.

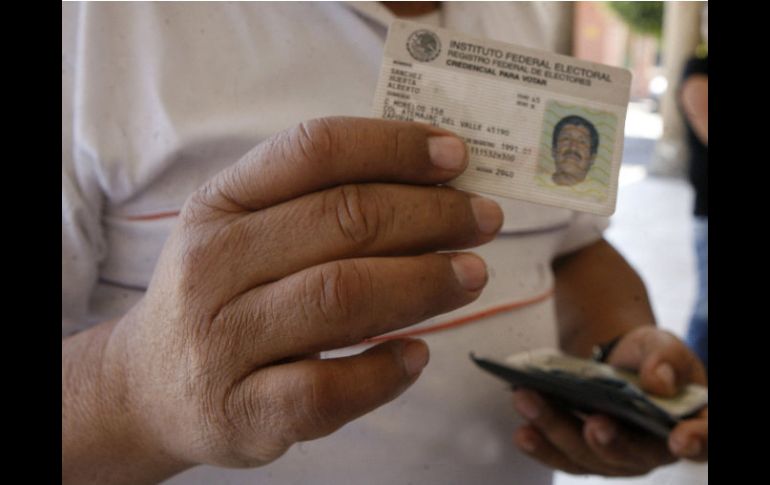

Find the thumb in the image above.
[{"left": 606, "top": 327, "right": 706, "bottom": 397}]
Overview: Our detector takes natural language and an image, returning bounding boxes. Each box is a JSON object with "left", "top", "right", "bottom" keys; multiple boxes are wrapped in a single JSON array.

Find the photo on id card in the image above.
[{"left": 534, "top": 101, "right": 618, "bottom": 204}]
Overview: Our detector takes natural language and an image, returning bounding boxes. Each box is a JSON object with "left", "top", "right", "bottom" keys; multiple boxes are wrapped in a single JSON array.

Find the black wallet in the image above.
[{"left": 471, "top": 349, "right": 707, "bottom": 439}]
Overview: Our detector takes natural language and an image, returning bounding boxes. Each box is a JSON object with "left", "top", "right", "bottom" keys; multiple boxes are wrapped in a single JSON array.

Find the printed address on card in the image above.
[{"left": 372, "top": 20, "right": 632, "bottom": 216}]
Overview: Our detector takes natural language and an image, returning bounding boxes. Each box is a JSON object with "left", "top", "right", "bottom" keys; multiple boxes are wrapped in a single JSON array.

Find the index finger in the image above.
[{"left": 193, "top": 117, "right": 468, "bottom": 213}]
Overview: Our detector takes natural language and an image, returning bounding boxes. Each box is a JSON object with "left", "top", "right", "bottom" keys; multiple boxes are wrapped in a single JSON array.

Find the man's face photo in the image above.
[{"left": 551, "top": 118, "right": 598, "bottom": 186}]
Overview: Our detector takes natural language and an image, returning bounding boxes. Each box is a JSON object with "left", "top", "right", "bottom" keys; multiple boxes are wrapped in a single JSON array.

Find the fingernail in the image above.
[
  {"left": 402, "top": 340, "right": 430, "bottom": 376},
  {"left": 594, "top": 424, "right": 616, "bottom": 446},
  {"left": 470, "top": 197, "right": 504, "bottom": 234},
  {"left": 513, "top": 392, "right": 541, "bottom": 421},
  {"left": 428, "top": 136, "right": 467, "bottom": 170},
  {"left": 450, "top": 253, "right": 488, "bottom": 291},
  {"left": 656, "top": 363, "right": 676, "bottom": 391}
]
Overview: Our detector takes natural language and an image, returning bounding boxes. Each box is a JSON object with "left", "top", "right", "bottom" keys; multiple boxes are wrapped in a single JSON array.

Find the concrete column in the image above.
[{"left": 649, "top": 1, "right": 705, "bottom": 177}]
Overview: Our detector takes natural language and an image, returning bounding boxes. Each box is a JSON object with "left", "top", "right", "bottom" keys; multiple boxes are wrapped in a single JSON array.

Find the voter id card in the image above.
[
  {"left": 372, "top": 20, "right": 632, "bottom": 216},
  {"left": 471, "top": 349, "right": 708, "bottom": 439}
]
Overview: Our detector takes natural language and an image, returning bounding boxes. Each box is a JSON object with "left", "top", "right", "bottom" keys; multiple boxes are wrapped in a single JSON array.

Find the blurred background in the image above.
[
  {"left": 573, "top": 1, "right": 707, "bottom": 177},
  {"left": 555, "top": 2, "right": 708, "bottom": 485}
]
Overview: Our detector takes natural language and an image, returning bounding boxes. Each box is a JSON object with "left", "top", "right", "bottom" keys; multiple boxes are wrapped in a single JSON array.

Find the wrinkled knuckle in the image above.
[
  {"left": 311, "top": 262, "right": 365, "bottom": 331},
  {"left": 182, "top": 189, "right": 215, "bottom": 226},
  {"left": 211, "top": 384, "right": 291, "bottom": 467},
  {"left": 184, "top": 337, "right": 222, "bottom": 383},
  {"left": 328, "top": 185, "right": 383, "bottom": 247},
  {"left": 203, "top": 307, "right": 249, "bottom": 357},
  {"left": 176, "top": 237, "right": 218, "bottom": 300},
  {"left": 179, "top": 193, "right": 211, "bottom": 226},
  {"left": 175, "top": 228, "right": 249, "bottom": 310},
  {"left": 173, "top": 219, "right": 230, "bottom": 303},
  {"left": 183, "top": 176, "right": 243, "bottom": 224},
  {"left": 292, "top": 118, "right": 337, "bottom": 166},
  {"left": 178, "top": 238, "right": 208, "bottom": 278},
  {"left": 304, "top": 261, "right": 373, "bottom": 343}
]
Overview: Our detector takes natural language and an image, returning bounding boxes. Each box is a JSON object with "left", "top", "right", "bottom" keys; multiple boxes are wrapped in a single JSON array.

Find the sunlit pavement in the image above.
[{"left": 553, "top": 102, "right": 708, "bottom": 485}]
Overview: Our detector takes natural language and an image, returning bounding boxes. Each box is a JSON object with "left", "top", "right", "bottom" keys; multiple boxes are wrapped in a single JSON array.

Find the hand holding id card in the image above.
[{"left": 372, "top": 20, "right": 632, "bottom": 216}]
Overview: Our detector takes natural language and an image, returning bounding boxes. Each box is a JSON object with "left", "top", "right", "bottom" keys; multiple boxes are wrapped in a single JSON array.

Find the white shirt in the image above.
[{"left": 62, "top": 3, "right": 607, "bottom": 484}]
